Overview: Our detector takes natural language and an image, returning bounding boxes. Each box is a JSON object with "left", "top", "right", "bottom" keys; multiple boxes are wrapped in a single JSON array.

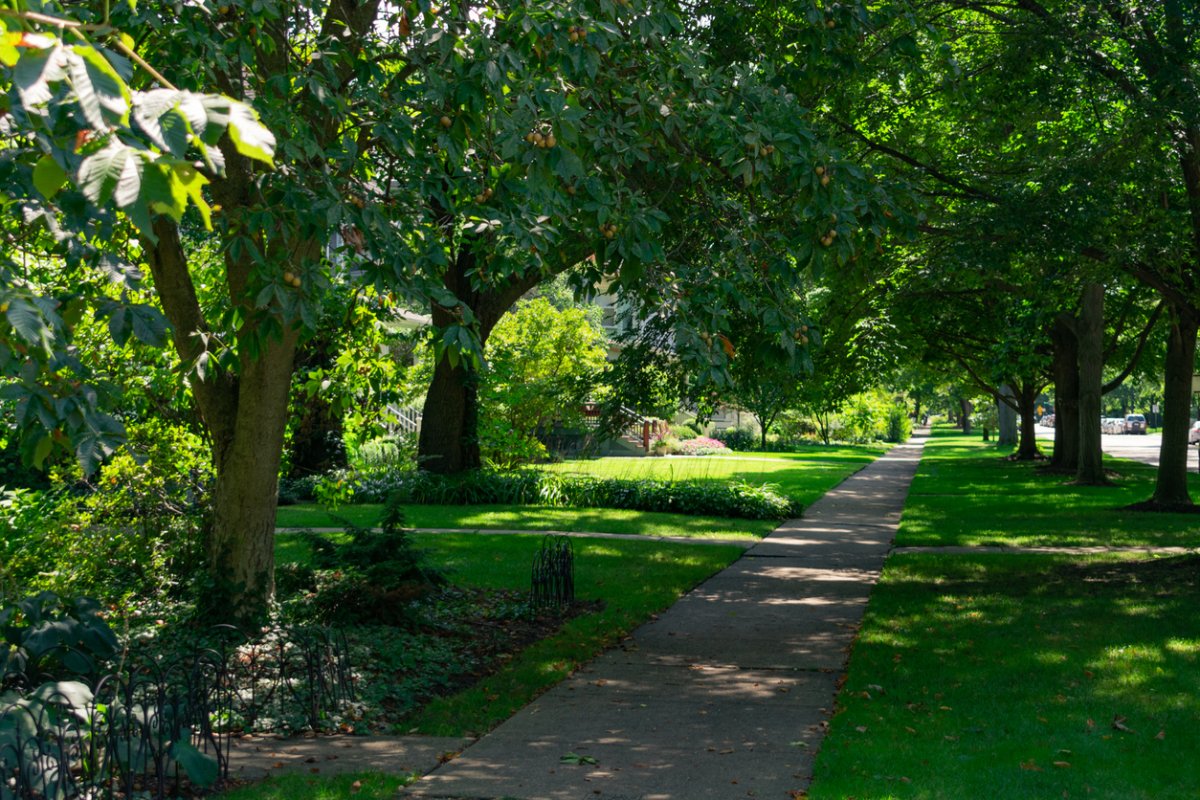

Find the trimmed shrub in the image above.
[
  {"left": 333, "top": 469, "right": 799, "bottom": 520},
  {"left": 712, "top": 426, "right": 757, "bottom": 451}
]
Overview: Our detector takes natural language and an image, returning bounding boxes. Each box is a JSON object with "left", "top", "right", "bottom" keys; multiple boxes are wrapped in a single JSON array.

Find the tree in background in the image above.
[
  {"left": 478, "top": 297, "right": 607, "bottom": 468},
  {"left": 723, "top": 310, "right": 818, "bottom": 450}
]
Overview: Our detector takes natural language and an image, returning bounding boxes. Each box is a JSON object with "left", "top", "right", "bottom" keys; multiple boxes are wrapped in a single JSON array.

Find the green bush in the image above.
[
  {"left": 281, "top": 497, "right": 444, "bottom": 625},
  {"left": 336, "top": 469, "right": 799, "bottom": 520},
  {"left": 1, "top": 423, "right": 208, "bottom": 608},
  {"left": 713, "top": 426, "right": 758, "bottom": 451},
  {"left": 669, "top": 423, "right": 700, "bottom": 440},
  {"left": 885, "top": 406, "right": 913, "bottom": 443},
  {"left": 1, "top": 592, "right": 119, "bottom": 687}
]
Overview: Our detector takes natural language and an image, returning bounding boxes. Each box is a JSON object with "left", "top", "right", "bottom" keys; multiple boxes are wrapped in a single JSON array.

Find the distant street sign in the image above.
[{"left": 1194, "top": 374, "right": 1200, "bottom": 393}]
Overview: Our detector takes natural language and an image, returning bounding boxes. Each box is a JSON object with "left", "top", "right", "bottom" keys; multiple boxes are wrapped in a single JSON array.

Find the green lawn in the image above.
[
  {"left": 275, "top": 531, "right": 743, "bottom": 736},
  {"left": 275, "top": 503, "right": 775, "bottom": 540},
  {"left": 809, "top": 553, "right": 1200, "bottom": 800},
  {"left": 541, "top": 445, "right": 884, "bottom": 507},
  {"left": 220, "top": 773, "right": 411, "bottom": 800},
  {"left": 898, "top": 429, "right": 1200, "bottom": 548}
]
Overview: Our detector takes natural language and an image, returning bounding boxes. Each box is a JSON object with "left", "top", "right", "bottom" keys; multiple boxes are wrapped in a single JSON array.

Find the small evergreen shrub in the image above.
[{"left": 283, "top": 495, "right": 445, "bottom": 625}]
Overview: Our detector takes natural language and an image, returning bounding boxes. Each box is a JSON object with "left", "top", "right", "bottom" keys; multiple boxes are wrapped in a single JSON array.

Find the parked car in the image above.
[
  {"left": 1102, "top": 417, "right": 1123, "bottom": 434},
  {"left": 1190, "top": 421, "right": 1200, "bottom": 445},
  {"left": 1124, "top": 414, "right": 1147, "bottom": 434}
]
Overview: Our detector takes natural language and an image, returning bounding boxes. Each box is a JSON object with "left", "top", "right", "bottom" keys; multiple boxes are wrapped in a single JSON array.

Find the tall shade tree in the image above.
[
  {"left": 398, "top": 2, "right": 895, "bottom": 475},
  {"left": 851, "top": 1, "right": 1200, "bottom": 504},
  {"left": 0, "top": 2, "right": 274, "bottom": 476},
  {"left": 17, "top": 0, "right": 892, "bottom": 621}
]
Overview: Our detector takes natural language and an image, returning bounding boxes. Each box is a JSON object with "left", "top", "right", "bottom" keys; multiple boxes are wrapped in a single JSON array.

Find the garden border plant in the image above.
[{"left": 318, "top": 469, "right": 801, "bottom": 520}]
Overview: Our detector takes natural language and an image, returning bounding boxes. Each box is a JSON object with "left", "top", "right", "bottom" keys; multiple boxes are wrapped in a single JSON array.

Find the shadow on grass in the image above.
[{"left": 810, "top": 553, "right": 1200, "bottom": 800}]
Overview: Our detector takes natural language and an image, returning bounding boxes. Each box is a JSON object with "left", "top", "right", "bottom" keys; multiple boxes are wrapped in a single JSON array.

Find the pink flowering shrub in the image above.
[{"left": 676, "top": 436, "right": 732, "bottom": 455}]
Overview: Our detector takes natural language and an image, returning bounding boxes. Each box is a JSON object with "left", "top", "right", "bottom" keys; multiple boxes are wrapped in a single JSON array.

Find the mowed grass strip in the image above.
[
  {"left": 219, "top": 773, "right": 412, "bottom": 800},
  {"left": 275, "top": 531, "right": 743, "bottom": 736},
  {"left": 898, "top": 428, "right": 1200, "bottom": 548},
  {"left": 808, "top": 553, "right": 1200, "bottom": 800},
  {"left": 275, "top": 504, "right": 774, "bottom": 540},
  {"left": 540, "top": 445, "right": 884, "bottom": 507}
]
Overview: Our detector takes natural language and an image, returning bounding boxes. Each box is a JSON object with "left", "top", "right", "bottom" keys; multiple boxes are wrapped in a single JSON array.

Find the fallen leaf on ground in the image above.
[
  {"left": 1053, "top": 761, "right": 1071, "bottom": 769},
  {"left": 350, "top": 780, "right": 362, "bottom": 794},
  {"left": 1020, "top": 760, "right": 1042, "bottom": 772},
  {"left": 1112, "top": 715, "right": 1136, "bottom": 734},
  {"left": 1155, "top": 730, "right": 1166, "bottom": 740}
]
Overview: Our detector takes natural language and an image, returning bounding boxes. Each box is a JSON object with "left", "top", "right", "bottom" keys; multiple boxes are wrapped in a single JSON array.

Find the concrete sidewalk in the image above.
[{"left": 402, "top": 434, "right": 927, "bottom": 800}]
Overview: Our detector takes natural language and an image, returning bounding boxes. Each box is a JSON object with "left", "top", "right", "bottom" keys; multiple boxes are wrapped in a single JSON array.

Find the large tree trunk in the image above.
[
  {"left": 1015, "top": 381, "right": 1041, "bottom": 460},
  {"left": 417, "top": 255, "right": 542, "bottom": 474},
  {"left": 1076, "top": 282, "right": 1106, "bottom": 484},
  {"left": 207, "top": 332, "right": 298, "bottom": 616},
  {"left": 1049, "top": 314, "right": 1080, "bottom": 470},
  {"left": 1151, "top": 307, "right": 1198, "bottom": 506},
  {"left": 997, "top": 384, "right": 1018, "bottom": 446},
  {"left": 145, "top": 218, "right": 307, "bottom": 622},
  {"left": 419, "top": 354, "right": 482, "bottom": 473},
  {"left": 960, "top": 398, "right": 973, "bottom": 434}
]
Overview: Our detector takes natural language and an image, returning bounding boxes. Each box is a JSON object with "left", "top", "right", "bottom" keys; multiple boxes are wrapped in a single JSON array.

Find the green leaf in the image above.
[
  {"left": 31, "top": 434, "right": 53, "bottom": 467},
  {"left": 73, "top": 414, "right": 123, "bottom": 475},
  {"left": 69, "top": 46, "right": 131, "bottom": 128},
  {"left": 225, "top": 100, "right": 276, "bottom": 166},
  {"left": 13, "top": 45, "right": 63, "bottom": 110},
  {"left": 32, "top": 155, "right": 67, "bottom": 199},
  {"left": 172, "top": 162, "right": 211, "bottom": 228},
  {"left": 129, "top": 305, "right": 168, "bottom": 346},
  {"left": 170, "top": 740, "right": 219, "bottom": 787},
  {"left": 112, "top": 150, "right": 144, "bottom": 208},
  {"left": 141, "top": 162, "right": 187, "bottom": 220},
  {"left": 78, "top": 141, "right": 130, "bottom": 206},
  {"left": 6, "top": 298, "right": 53, "bottom": 350},
  {"left": 108, "top": 305, "right": 132, "bottom": 346}
]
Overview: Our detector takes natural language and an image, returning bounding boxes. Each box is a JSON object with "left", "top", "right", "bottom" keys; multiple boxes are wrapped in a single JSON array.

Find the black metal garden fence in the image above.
[{"left": 0, "top": 625, "right": 354, "bottom": 800}]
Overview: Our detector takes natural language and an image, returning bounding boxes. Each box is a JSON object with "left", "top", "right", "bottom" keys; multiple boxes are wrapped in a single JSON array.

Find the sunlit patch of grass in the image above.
[
  {"left": 276, "top": 503, "right": 774, "bottom": 540},
  {"left": 540, "top": 446, "right": 882, "bottom": 507},
  {"left": 897, "top": 427, "right": 1200, "bottom": 548},
  {"left": 808, "top": 553, "right": 1200, "bottom": 800}
]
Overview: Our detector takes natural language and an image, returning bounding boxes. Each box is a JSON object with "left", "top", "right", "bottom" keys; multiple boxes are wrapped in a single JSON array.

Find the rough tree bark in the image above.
[
  {"left": 1015, "top": 381, "right": 1041, "bottom": 460},
  {"left": 1075, "top": 282, "right": 1106, "bottom": 484},
  {"left": 418, "top": 252, "right": 543, "bottom": 474},
  {"left": 1151, "top": 306, "right": 1199, "bottom": 506},
  {"left": 145, "top": 217, "right": 306, "bottom": 619},
  {"left": 959, "top": 398, "right": 973, "bottom": 434},
  {"left": 1049, "top": 313, "right": 1080, "bottom": 470},
  {"left": 997, "top": 384, "right": 1017, "bottom": 446}
]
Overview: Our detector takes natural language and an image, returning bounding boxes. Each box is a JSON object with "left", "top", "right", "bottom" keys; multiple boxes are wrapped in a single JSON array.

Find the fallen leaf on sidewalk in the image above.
[{"left": 561, "top": 753, "right": 599, "bottom": 766}]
